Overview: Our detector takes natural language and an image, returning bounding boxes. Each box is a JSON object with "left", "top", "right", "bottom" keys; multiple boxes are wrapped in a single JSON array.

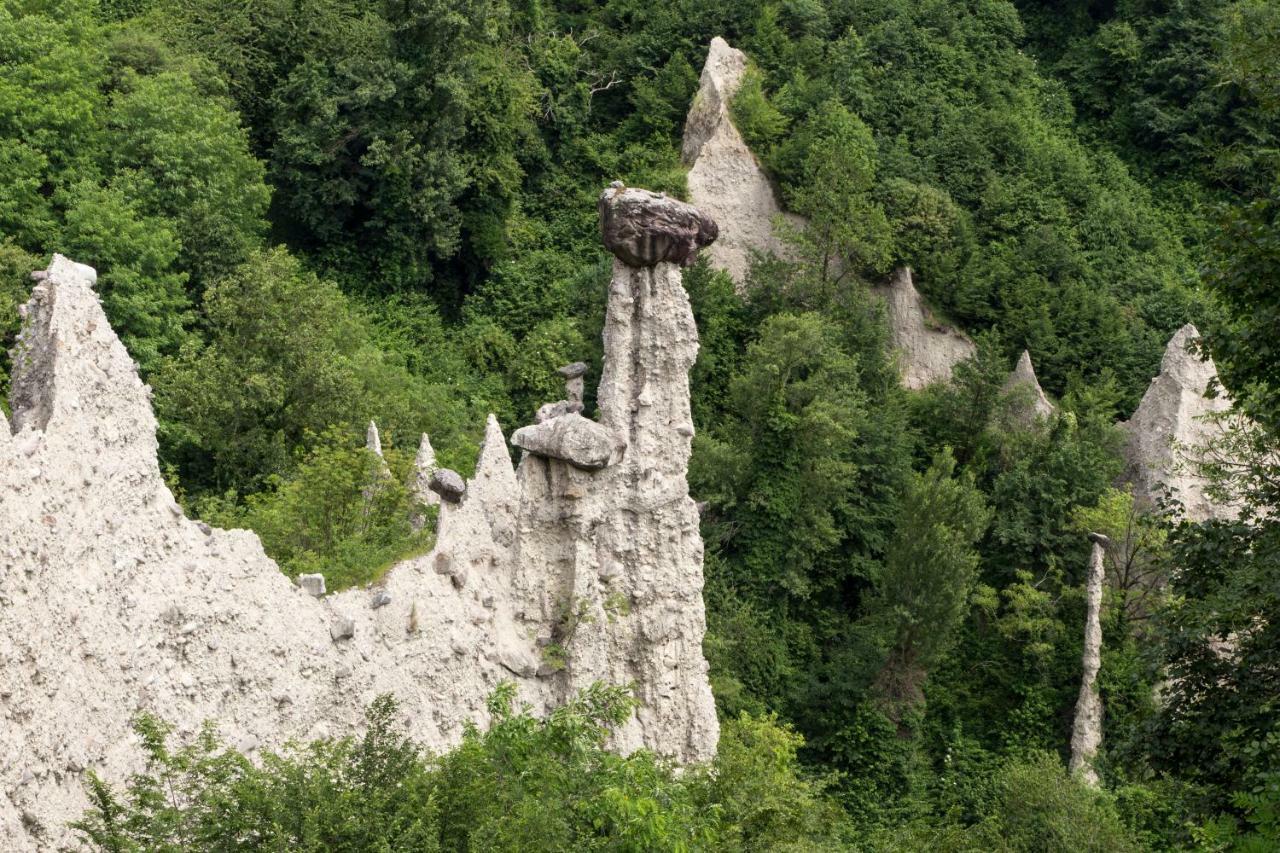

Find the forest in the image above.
[{"left": 1, "top": 0, "right": 1278, "bottom": 848}]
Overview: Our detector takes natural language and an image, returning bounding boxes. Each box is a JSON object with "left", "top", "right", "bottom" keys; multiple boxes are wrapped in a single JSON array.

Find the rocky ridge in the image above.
[
  {"left": 0, "top": 192, "right": 718, "bottom": 847},
  {"left": 682, "top": 40, "right": 979, "bottom": 395}
]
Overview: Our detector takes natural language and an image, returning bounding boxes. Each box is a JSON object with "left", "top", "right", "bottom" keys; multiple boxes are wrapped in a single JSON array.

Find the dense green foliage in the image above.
[
  {"left": 0, "top": 0, "right": 1275, "bottom": 845},
  {"left": 78, "top": 688, "right": 1148, "bottom": 852},
  {"left": 76, "top": 687, "right": 851, "bottom": 851}
]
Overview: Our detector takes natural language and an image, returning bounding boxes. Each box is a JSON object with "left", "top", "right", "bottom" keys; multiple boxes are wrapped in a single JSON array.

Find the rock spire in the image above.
[
  {"left": 509, "top": 186, "right": 720, "bottom": 757},
  {"left": 1069, "top": 533, "right": 1108, "bottom": 787},
  {"left": 366, "top": 420, "right": 384, "bottom": 457},
  {"left": 1001, "top": 349, "right": 1056, "bottom": 423},
  {"left": 413, "top": 432, "right": 441, "bottom": 525},
  {"left": 682, "top": 37, "right": 798, "bottom": 285},
  {"left": 1122, "top": 324, "right": 1238, "bottom": 521}
]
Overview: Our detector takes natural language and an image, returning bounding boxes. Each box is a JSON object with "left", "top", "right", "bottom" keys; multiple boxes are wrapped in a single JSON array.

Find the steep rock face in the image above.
[
  {"left": 874, "top": 267, "right": 977, "bottom": 390},
  {"left": 513, "top": 255, "right": 717, "bottom": 760},
  {"left": 0, "top": 257, "right": 542, "bottom": 848},
  {"left": 508, "top": 186, "right": 719, "bottom": 759},
  {"left": 1001, "top": 350, "right": 1056, "bottom": 423},
  {"left": 1123, "top": 324, "right": 1237, "bottom": 521},
  {"left": 0, "top": 231, "right": 717, "bottom": 846},
  {"left": 682, "top": 37, "right": 797, "bottom": 286}
]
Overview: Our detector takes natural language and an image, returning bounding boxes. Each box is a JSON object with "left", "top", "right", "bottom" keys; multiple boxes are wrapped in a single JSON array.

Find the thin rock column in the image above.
[{"left": 1069, "top": 532, "right": 1108, "bottom": 786}]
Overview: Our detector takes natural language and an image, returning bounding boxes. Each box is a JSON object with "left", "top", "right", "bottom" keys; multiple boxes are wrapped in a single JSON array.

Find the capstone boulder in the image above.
[
  {"left": 599, "top": 184, "right": 718, "bottom": 267},
  {"left": 428, "top": 468, "right": 466, "bottom": 503},
  {"left": 512, "top": 412, "right": 624, "bottom": 471}
]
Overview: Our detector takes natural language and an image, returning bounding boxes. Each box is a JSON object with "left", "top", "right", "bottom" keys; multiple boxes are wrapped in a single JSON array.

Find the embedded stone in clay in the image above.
[
  {"left": 329, "top": 616, "right": 355, "bottom": 641},
  {"left": 297, "top": 573, "right": 326, "bottom": 597},
  {"left": 535, "top": 399, "right": 585, "bottom": 424}
]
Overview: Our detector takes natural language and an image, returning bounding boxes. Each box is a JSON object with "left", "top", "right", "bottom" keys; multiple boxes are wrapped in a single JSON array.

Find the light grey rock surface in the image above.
[
  {"left": 414, "top": 433, "right": 439, "bottom": 503},
  {"left": 682, "top": 37, "right": 799, "bottom": 286},
  {"left": 1069, "top": 534, "right": 1108, "bottom": 787},
  {"left": 0, "top": 234, "right": 718, "bottom": 847},
  {"left": 513, "top": 254, "right": 719, "bottom": 761},
  {"left": 411, "top": 432, "right": 440, "bottom": 532},
  {"left": 1001, "top": 350, "right": 1056, "bottom": 423},
  {"left": 873, "top": 267, "right": 976, "bottom": 390},
  {"left": 512, "top": 413, "right": 624, "bottom": 471},
  {"left": 366, "top": 420, "right": 384, "bottom": 457},
  {"left": 1123, "top": 324, "right": 1238, "bottom": 521},
  {"left": 329, "top": 615, "right": 356, "bottom": 642},
  {"left": 297, "top": 573, "right": 327, "bottom": 597}
]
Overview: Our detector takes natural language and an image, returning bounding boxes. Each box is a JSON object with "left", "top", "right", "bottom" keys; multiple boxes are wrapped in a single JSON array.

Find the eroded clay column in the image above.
[{"left": 1069, "top": 532, "right": 1108, "bottom": 786}]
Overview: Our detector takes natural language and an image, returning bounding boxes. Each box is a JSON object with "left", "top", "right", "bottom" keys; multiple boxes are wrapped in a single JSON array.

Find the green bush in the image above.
[
  {"left": 200, "top": 427, "right": 431, "bottom": 590},
  {"left": 75, "top": 695, "right": 440, "bottom": 851},
  {"left": 730, "top": 68, "right": 790, "bottom": 153},
  {"left": 75, "top": 687, "right": 852, "bottom": 852},
  {"left": 977, "top": 752, "right": 1140, "bottom": 851},
  {"left": 868, "top": 752, "right": 1140, "bottom": 852}
]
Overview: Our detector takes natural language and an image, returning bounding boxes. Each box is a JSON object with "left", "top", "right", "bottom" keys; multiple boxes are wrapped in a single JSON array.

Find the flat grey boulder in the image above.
[
  {"left": 428, "top": 468, "right": 466, "bottom": 503},
  {"left": 512, "top": 413, "right": 624, "bottom": 471},
  {"left": 599, "top": 184, "right": 717, "bottom": 268}
]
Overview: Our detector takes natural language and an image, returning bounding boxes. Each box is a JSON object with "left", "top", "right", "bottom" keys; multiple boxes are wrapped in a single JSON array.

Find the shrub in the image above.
[{"left": 75, "top": 687, "right": 854, "bottom": 852}]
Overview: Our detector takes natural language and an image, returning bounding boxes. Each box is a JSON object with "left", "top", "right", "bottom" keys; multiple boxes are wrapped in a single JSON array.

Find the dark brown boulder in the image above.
[{"left": 598, "top": 183, "right": 718, "bottom": 267}]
